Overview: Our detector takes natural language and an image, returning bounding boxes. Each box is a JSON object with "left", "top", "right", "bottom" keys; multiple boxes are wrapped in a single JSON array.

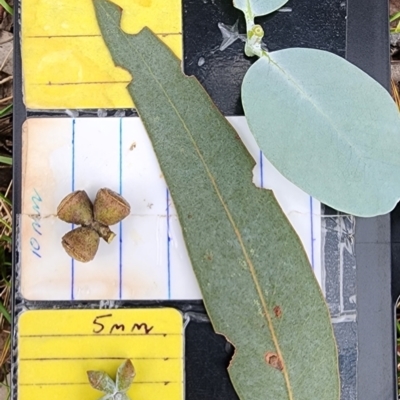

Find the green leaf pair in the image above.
[{"left": 87, "top": 359, "right": 135, "bottom": 400}]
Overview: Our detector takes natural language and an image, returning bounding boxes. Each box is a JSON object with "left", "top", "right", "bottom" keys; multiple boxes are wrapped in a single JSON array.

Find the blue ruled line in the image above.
[
  {"left": 166, "top": 189, "right": 171, "bottom": 299},
  {"left": 119, "top": 119, "right": 123, "bottom": 299},
  {"left": 71, "top": 119, "right": 76, "bottom": 300},
  {"left": 310, "top": 196, "right": 315, "bottom": 270},
  {"left": 260, "top": 150, "right": 264, "bottom": 188}
]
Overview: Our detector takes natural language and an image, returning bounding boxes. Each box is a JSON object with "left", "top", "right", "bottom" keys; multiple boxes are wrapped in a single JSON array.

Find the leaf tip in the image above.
[
  {"left": 87, "top": 370, "right": 100, "bottom": 388},
  {"left": 93, "top": 0, "right": 123, "bottom": 17},
  {"left": 116, "top": 359, "right": 135, "bottom": 392}
]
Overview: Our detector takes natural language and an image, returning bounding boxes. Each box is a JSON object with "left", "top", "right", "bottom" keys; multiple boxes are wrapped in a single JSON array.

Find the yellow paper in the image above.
[
  {"left": 18, "top": 308, "right": 184, "bottom": 399},
  {"left": 21, "top": 0, "right": 182, "bottom": 109}
]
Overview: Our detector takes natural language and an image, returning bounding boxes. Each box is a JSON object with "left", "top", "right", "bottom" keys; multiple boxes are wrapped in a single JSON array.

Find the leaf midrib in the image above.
[
  {"left": 97, "top": 3, "right": 294, "bottom": 399},
  {"left": 265, "top": 52, "right": 369, "bottom": 163}
]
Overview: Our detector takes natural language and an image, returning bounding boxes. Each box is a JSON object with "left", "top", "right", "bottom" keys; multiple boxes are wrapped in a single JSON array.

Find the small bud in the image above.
[
  {"left": 94, "top": 188, "right": 130, "bottom": 226},
  {"left": 61, "top": 227, "right": 99, "bottom": 262},
  {"left": 57, "top": 190, "right": 93, "bottom": 226},
  {"left": 252, "top": 24, "right": 264, "bottom": 38}
]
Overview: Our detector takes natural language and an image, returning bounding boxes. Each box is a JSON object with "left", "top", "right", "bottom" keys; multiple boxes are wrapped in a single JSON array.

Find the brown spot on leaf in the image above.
[
  {"left": 129, "top": 142, "right": 137, "bottom": 150},
  {"left": 265, "top": 352, "right": 283, "bottom": 371},
  {"left": 273, "top": 306, "right": 282, "bottom": 318}
]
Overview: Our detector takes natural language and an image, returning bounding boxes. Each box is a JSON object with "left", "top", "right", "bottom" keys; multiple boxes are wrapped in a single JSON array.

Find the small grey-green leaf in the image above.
[
  {"left": 242, "top": 49, "right": 400, "bottom": 217},
  {"left": 116, "top": 359, "right": 135, "bottom": 392},
  {"left": 233, "top": 0, "right": 289, "bottom": 17},
  {"left": 87, "top": 370, "right": 115, "bottom": 394},
  {"left": 94, "top": 1, "right": 340, "bottom": 399}
]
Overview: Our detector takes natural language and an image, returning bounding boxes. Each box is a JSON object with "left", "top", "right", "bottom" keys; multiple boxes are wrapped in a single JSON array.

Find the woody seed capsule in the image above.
[
  {"left": 57, "top": 190, "right": 93, "bottom": 226},
  {"left": 61, "top": 227, "right": 100, "bottom": 263},
  {"left": 94, "top": 188, "right": 130, "bottom": 226}
]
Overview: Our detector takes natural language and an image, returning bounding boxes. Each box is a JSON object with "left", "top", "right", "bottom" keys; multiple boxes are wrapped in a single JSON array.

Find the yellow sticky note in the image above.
[
  {"left": 21, "top": 0, "right": 182, "bottom": 109},
  {"left": 18, "top": 309, "right": 184, "bottom": 400}
]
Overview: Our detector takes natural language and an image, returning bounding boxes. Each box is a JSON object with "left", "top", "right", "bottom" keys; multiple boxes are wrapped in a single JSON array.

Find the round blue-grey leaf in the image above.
[
  {"left": 242, "top": 48, "right": 400, "bottom": 217},
  {"left": 233, "top": 0, "right": 289, "bottom": 17}
]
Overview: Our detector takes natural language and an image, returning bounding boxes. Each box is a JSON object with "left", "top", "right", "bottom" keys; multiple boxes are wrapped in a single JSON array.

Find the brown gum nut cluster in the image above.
[{"left": 57, "top": 188, "right": 130, "bottom": 262}]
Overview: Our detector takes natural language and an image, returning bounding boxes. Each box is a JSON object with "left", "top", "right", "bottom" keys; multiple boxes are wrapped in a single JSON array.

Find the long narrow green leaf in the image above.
[
  {"left": 0, "top": 104, "right": 12, "bottom": 118},
  {"left": 0, "top": 0, "right": 13, "bottom": 15},
  {"left": 0, "top": 236, "right": 11, "bottom": 244},
  {"left": 0, "top": 193, "right": 11, "bottom": 207},
  {"left": 94, "top": 2, "right": 340, "bottom": 399},
  {"left": 0, "top": 300, "right": 10, "bottom": 324},
  {"left": 390, "top": 11, "right": 400, "bottom": 23},
  {"left": 0, "top": 218, "right": 11, "bottom": 231},
  {"left": 0, "top": 156, "right": 11, "bottom": 166}
]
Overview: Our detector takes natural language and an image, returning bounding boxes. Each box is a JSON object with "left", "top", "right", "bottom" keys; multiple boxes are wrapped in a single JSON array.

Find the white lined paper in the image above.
[{"left": 20, "top": 117, "right": 321, "bottom": 301}]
